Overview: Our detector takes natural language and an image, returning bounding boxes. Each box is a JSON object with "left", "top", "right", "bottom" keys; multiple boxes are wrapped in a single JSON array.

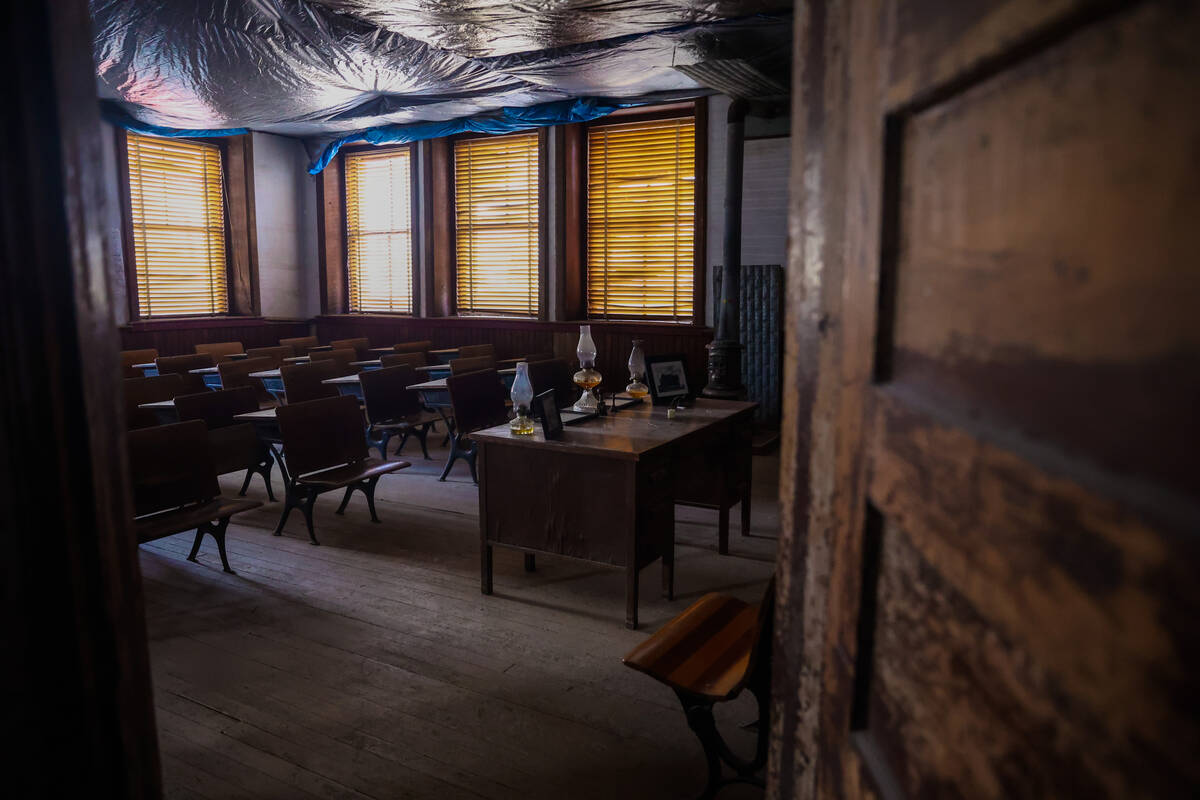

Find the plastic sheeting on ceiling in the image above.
[{"left": 91, "top": 0, "right": 791, "bottom": 170}]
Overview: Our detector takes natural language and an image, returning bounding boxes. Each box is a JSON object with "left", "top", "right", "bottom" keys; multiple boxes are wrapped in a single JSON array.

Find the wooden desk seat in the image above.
[
  {"left": 623, "top": 580, "right": 774, "bottom": 799},
  {"left": 155, "top": 353, "right": 215, "bottom": 394},
  {"left": 279, "top": 335, "right": 319, "bottom": 357},
  {"left": 175, "top": 387, "right": 277, "bottom": 501},
  {"left": 442, "top": 369, "right": 509, "bottom": 483},
  {"left": 274, "top": 395, "right": 411, "bottom": 545},
  {"left": 120, "top": 348, "right": 158, "bottom": 378},
  {"left": 218, "top": 356, "right": 278, "bottom": 408},
  {"left": 128, "top": 420, "right": 262, "bottom": 573},
  {"left": 124, "top": 374, "right": 184, "bottom": 430},
  {"left": 280, "top": 360, "right": 341, "bottom": 404},
  {"left": 360, "top": 365, "right": 439, "bottom": 460}
]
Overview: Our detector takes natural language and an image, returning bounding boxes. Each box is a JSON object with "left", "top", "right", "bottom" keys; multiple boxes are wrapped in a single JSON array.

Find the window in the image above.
[
  {"left": 586, "top": 116, "right": 696, "bottom": 321},
  {"left": 344, "top": 147, "right": 415, "bottom": 313},
  {"left": 124, "top": 132, "right": 228, "bottom": 316},
  {"left": 454, "top": 132, "right": 541, "bottom": 316}
]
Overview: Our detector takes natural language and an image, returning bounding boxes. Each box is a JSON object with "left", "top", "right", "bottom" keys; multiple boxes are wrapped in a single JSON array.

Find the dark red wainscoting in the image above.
[
  {"left": 313, "top": 316, "right": 714, "bottom": 392},
  {"left": 119, "top": 317, "right": 312, "bottom": 356}
]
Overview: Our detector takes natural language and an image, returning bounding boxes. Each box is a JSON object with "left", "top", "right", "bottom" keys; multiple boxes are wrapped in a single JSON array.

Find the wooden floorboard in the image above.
[{"left": 143, "top": 437, "right": 778, "bottom": 799}]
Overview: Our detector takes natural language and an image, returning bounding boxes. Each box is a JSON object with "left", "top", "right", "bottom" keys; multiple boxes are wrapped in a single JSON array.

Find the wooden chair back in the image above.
[
  {"left": 217, "top": 356, "right": 276, "bottom": 406},
  {"left": 309, "top": 348, "right": 357, "bottom": 375},
  {"left": 244, "top": 345, "right": 290, "bottom": 367},
  {"left": 447, "top": 369, "right": 508, "bottom": 435},
  {"left": 450, "top": 355, "right": 495, "bottom": 375},
  {"left": 360, "top": 366, "right": 422, "bottom": 425},
  {"left": 330, "top": 337, "right": 370, "bottom": 359},
  {"left": 126, "top": 420, "right": 219, "bottom": 517},
  {"left": 155, "top": 353, "right": 214, "bottom": 393},
  {"left": 380, "top": 352, "right": 425, "bottom": 369},
  {"left": 174, "top": 387, "right": 266, "bottom": 475},
  {"left": 279, "top": 335, "right": 319, "bottom": 357},
  {"left": 174, "top": 386, "right": 259, "bottom": 429},
  {"left": 276, "top": 395, "right": 368, "bottom": 476},
  {"left": 524, "top": 351, "right": 554, "bottom": 363},
  {"left": 393, "top": 340, "right": 432, "bottom": 356},
  {"left": 120, "top": 348, "right": 157, "bottom": 378},
  {"left": 280, "top": 361, "right": 341, "bottom": 404},
  {"left": 124, "top": 374, "right": 185, "bottom": 430},
  {"left": 458, "top": 343, "right": 495, "bottom": 360},
  {"left": 527, "top": 358, "right": 575, "bottom": 410},
  {"left": 194, "top": 341, "right": 244, "bottom": 362}
]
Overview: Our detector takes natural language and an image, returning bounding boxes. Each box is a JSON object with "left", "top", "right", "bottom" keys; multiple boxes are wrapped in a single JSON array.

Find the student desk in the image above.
[{"left": 472, "top": 398, "right": 756, "bottom": 629}]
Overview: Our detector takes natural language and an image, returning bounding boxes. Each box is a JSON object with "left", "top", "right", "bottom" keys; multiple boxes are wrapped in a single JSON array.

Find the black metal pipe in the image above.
[{"left": 717, "top": 97, "right": 749, "bottom": 342}]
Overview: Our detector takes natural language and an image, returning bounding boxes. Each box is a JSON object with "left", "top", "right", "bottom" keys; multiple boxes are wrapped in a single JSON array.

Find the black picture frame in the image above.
[
  {"left": 535, "top": 389, "right": 563, "bottom": 439},
  {"left": 645, "top": 354, "right": 690, "bottom": 405}
]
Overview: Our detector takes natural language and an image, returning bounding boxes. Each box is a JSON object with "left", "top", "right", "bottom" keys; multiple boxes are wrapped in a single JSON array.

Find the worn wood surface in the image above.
[
  {"left": 141, "top": 439, "right": 778, "bottom": 799},
  {"left": 1, "top": 0, "right": 161, "bottom": 795},
  {"left": 774, "top": 1, "right": 1200, "bottom": 799}
]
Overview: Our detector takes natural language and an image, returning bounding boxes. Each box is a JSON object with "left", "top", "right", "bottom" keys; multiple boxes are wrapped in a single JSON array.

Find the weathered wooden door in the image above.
[{"left": 774, "top": 1, "right": 1200, "bottom": 798}]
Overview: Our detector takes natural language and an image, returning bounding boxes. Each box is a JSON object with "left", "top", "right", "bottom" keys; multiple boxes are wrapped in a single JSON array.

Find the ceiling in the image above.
[{"left": 91, "top": 0, "right": 792, "bottom": 148}]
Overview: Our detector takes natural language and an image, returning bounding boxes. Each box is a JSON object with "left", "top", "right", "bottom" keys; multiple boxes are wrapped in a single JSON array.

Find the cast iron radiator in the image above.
[{"left": 713, "top": 264, "right": 784, "bottom": 424}]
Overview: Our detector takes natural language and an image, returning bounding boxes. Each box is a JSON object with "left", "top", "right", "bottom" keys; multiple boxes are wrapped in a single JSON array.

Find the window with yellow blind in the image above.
[
  {"left": 344, "top": 147, "right": 415, "bottom": 313},
  {"left": 125, "top": 132, "right": 229, "bottom": 317},
  {"left": 454, "top": 132, "right": 541, "bottom": 316},
  {"left": 586, "top": 116, "right": 696, "bottom": 321}
]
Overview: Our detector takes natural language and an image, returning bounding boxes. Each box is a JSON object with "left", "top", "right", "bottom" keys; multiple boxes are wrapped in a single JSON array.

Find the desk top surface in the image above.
[
  {"left": 249, "top": 369, "right": 283, "bottom": 378},
  {"left": 321, "top": 374, "right": 361, "bottom": 385},
  {"left": 233, "top": 408, "right": 278, "bottom": 421},
  {"left": 188, "top": 366, "right": 220, "bottom": 374},
  {"left": 282, "top": 356, "right": 310, "bottom": 364},
  {"left": 409, "top": 367, "right": 517, "bottom": 391},
  {"left": 472, "top": 398, "right": 756, "bottom": 460},
  {"left": 138, "top": 400, "right": 176, "bottom": 409}
]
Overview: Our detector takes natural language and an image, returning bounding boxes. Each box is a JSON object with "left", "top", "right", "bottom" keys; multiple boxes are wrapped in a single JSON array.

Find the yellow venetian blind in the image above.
[
  {"left": 454, "top": 132, "right": 540, "bottom": 316},
  {"left": 126, "top": 132, "right": 228, "bottom": 316},
  {"left": 587, "top": 117, "right": 696, "bottom": 321},
  {"left": 345, "top": 147, "right": 414, "bottom": 313}
]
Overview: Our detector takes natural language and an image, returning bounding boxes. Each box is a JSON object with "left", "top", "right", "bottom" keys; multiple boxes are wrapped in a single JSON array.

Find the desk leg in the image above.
[
  {"left": 269, "top": 443, "right": 291, "bottom": 486},
  {"left": 718, "top": 506, "right": 730, "bottom": 555},
  {"left": 625, "top": 565, "right": 639, "bottom": 630},
  {"left": 662, "top": 541, "right": 675, "bottom": 601},
  {"left": 481, "top": 544, "right": 493, "bottom": 594}
]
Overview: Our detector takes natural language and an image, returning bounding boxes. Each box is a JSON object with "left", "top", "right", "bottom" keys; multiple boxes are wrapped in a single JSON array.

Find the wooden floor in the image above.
[{"left": 140, "top": 434, "right": 779, "bottom": 799}]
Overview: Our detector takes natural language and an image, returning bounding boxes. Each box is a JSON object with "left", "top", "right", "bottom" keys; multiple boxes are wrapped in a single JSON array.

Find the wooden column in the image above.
[{"left": 0, "top": 0, "right": 160, "bottom": 797}]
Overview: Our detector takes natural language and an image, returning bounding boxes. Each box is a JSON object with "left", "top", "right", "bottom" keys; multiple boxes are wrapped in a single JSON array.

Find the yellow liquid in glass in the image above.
[{"left": 627, "top": 387, "right": 648, "bottom": 398}]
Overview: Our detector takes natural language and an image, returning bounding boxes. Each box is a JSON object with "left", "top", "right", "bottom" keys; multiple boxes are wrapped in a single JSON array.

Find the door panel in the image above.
[
  {"left": 776, "top": 1, "right": 1200, "bottom": 798},
  {"left": 888, "top": 0, "right": 1200, "bottom": 495}
]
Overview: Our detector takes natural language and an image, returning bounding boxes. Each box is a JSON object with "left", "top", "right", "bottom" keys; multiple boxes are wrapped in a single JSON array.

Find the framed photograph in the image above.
[
  {"left": 535, "top": 389, "right": 564, "bottom": 440},
  {"left": 645, "top": 354, "right": 690, "bottom": 405}
]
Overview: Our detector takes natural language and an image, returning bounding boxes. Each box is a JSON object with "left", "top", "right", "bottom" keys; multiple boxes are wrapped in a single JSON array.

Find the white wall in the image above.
[
  {"left": 706, "top": 94, "right": 792, "bottom": 327},
  {"left": 252, "top": 132, "right": 320, "bottom": 319}
]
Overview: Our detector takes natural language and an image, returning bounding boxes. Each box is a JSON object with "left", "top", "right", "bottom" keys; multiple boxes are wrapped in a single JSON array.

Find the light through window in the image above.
[
  {"left": 454, "top": 132, "right": 540, "bottom": 316},
  {"left": 586, "top": 116, "right": 696, "bottom": 321},
  {"left": 345, "top": 148, "right": 415, "bottom": 313},
  {"left": 126, "top": 132, "right": 228, "bottom": 317}
]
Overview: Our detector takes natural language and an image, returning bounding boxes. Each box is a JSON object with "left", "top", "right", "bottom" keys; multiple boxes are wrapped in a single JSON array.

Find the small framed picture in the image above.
[
  {"left": 535, "top": 389, "right": 564, "bottom": 440},
  {"left": 645, "top": 354, "right": 690, "bottom": 405}
]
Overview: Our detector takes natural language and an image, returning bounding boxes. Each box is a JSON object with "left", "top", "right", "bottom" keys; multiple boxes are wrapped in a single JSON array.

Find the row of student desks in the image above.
[{"left": 138, "top": 363, "right": 755, "bottom": 628}]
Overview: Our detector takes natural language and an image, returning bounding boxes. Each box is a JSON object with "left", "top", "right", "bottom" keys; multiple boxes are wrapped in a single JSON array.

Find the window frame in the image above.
[
  {"left": 115, "top": 129, "right": 259, "bottom": 321},
  {"left": 446, "top": 128, "right": 549, "bottom": 320},
  {"left": 339, "top": 142, "right": 421, "bottom": 316},
  {"left": 564, "top": 99, "right": 707, "bottom": 325}
]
